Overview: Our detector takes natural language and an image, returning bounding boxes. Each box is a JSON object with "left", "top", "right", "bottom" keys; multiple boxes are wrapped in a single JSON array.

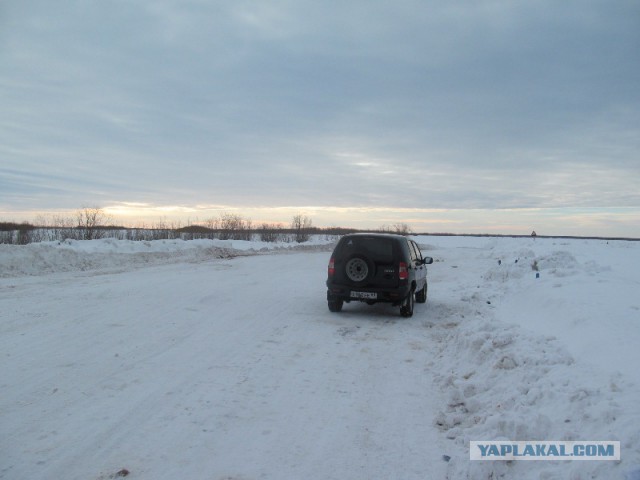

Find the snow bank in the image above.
[
  {"left": 429, "top": 315, "right": 637, "bottom": 479},
  {"left": 417, "top": 235, "right": 640, "bottom": 479},
  {"left": 0, "top": 236, "right": 336, "bottom": 277}
]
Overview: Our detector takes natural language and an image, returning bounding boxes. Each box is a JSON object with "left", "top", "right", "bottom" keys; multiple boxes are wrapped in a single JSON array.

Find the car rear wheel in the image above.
[
  {"left": 400, "top": 291, "right": 414, "bottom": 317},
  {"left": 328, "top": 299, "right": 343, "bottom": 312},
  {"left": 415, "top": 283, "right": 427, "bottom": 303}
]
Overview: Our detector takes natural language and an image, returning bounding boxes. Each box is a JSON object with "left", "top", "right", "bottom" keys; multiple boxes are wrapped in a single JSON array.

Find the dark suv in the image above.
[{"left": 326, "top": 233, "right": 433, "bottom": 317}]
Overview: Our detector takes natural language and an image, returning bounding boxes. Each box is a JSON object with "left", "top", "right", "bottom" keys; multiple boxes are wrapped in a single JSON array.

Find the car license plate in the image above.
[{"left": 350, "top": 291, "right": 377, "bottom": 299}]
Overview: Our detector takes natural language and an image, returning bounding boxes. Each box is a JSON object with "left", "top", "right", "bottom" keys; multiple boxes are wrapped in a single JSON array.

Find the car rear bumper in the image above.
[{"left": 326, "top": 283, "right": 412, "bottom": 304}]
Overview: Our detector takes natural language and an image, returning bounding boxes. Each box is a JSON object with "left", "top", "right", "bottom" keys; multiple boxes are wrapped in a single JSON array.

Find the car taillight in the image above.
[
  {"left": 328, "top": 257, "right": 335, "bottom": 277},
  {"left": 399, "top": 262, "right": 408, "bottom": 280}
]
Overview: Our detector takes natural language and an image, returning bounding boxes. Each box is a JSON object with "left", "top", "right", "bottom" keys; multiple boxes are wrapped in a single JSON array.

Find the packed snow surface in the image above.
[{"left": 1, "top": 235, "right": 639, "bottom": 479}]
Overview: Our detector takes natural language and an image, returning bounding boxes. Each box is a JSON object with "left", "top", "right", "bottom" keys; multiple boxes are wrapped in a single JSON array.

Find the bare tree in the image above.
[
  {"left": 259, "top": 222, "right": 283, "bottom": 242},
  {"left": 205, "top": 217, "right": 219, "bottom": 238},
  {"left": 291, "top": 214, "right": 313, "bottom": 243},
  {"left": 218, "top": 213, "right": 252, "bottom": 240},
  {"left": 393, "top": 223, "right": 412, "bottom": 236},
  {"left": 76, "top": 206, "right": 110, "bottom": 240},
  {"left": 48, "top": 214, "right": 75, "bottom": 241},
  {"left": 378, "top": 223, "right": 412, "bottom": 235}
]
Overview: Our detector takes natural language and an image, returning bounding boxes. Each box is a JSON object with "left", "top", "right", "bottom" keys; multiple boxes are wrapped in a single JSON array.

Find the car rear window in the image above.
[{"left": 339, "top": 237, "right": 395, "bottom": 263}]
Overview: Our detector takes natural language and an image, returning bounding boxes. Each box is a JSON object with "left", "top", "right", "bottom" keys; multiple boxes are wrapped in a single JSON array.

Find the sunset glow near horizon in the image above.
[{"left": 2, "top": 203, "right": 639, "bottom": 238}]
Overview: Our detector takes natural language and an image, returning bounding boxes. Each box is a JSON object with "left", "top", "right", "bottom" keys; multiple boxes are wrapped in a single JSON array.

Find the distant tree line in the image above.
[
  {"left": 1, "top": 207, "right": 434, "bottom": 245},
  {"left": 0, "top": 208, "right": 343, "bottom": 245}
]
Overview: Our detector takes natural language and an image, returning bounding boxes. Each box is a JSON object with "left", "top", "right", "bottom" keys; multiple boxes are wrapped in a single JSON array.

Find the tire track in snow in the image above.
[{"left": 2, "top": 252, "right": 448, "bottom": 480}]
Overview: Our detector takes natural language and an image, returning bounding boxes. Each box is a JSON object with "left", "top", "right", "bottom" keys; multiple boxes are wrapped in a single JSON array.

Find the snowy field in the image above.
[{"left": 1, "top": 235, "right": 639, "bottom": 479}]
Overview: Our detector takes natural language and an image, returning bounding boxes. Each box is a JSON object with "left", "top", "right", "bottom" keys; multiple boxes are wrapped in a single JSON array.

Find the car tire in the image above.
[
  {"left": 328, "top": 299, "right": 343, "bottom": 312},
  {"left": 344, "top": 254, "right": 373, "bottom": 284},
  {"left": 415, "top": 282, "right": 427, "bottom": 303},
  {"left": 400, "top": 291, "right": 414, "bottom": 317}
]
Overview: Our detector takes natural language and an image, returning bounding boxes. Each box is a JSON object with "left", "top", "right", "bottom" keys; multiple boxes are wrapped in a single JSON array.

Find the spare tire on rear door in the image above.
[{"left": 344, "top": 254, "right": 373, "bottom": 284}]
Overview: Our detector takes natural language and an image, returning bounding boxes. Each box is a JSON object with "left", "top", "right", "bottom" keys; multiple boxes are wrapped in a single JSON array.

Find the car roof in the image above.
[{"left": 340, "top": 233, "right": 410, "bottom": 241}]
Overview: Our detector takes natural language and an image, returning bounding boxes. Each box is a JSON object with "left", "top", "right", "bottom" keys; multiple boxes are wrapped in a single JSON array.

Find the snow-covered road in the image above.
[
  {"left": 2, "top": 251, "right": 450, "bottom": 479},
  {"left": 1, "top": 236, "right": 639, "bottom": 479}
]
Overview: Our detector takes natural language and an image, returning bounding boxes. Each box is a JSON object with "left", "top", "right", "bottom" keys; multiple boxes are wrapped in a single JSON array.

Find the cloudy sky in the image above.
[{"left": 1, "top": 1, "right": 639, "bottom": 235}]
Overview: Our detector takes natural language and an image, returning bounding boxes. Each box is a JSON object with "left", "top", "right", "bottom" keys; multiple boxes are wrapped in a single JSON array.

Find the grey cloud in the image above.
[{"left": 0, "top": 0, "right": 638, "bottom": 227}]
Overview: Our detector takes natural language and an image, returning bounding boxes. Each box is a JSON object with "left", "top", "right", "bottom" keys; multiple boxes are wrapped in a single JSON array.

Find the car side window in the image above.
[
  {"left": 412, "top": 241, "right": 424, "bottom": 260},
  {"left": 408, "top": 241, "right": 419, "bottom": 263}
]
